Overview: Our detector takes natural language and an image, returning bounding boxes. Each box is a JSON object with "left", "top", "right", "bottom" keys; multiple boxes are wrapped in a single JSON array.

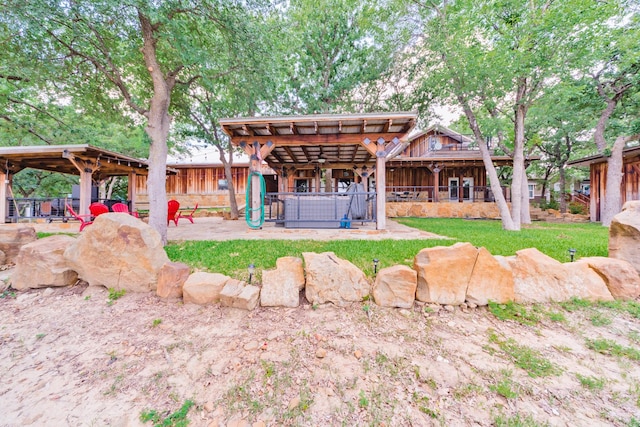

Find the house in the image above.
[
  {"left": 567, "top": 145, "right": 640, "bottom": 222},
  {"left": 386, "top": 124, "right": 514, "bottom": 202}
]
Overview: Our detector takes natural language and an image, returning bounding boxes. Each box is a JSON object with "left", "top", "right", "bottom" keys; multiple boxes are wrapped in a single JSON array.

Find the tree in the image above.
[
  {"left": 407, "top": 0, "right": 606, "bottom": 230},
  {"left": 281, "top": 0, "right": 411, "bottom": 114},
  {"left": 6, "top": 0, "right": 259, "bottom": 243}
]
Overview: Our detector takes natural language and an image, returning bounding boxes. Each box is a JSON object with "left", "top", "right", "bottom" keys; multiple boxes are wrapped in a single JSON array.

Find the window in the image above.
[
  {"left": 218, "top": 179, "right": 228, "bottom": 191},
  {"left": 528, "top": 184, "right": 535, "bottom": 199}
]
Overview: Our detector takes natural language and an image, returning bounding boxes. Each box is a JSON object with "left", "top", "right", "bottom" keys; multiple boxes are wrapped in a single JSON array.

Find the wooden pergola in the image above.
[
  {"left": 220, "top": 112, "right": 417, "bottom": 229},
  {"left": 0, "top": 144, "right": 151, "bottom": 220}
]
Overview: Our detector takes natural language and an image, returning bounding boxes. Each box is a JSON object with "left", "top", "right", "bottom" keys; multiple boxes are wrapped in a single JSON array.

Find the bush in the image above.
[
  {"left": 539, "top": 199, "right": 559, "bottom": 210},
  {"left": 569, "top": 202, "right": 586, "bottom": 215}
]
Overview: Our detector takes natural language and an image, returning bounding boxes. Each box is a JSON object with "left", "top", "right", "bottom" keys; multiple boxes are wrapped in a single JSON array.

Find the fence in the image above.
[
  {"left": 264, "top": 191, "right": 377, "bottom": 228},
  {"left": 385, "top": 185, "right": 510, "bottom": 203},
  {"left": 4, "top": 197, "right": 132, "bottom": 223}
]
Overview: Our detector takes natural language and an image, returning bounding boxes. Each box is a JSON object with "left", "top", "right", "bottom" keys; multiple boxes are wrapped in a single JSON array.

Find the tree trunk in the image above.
[
  {"left": 559, "top": 166, "right": 567, "bottom": 213},
  {"left": 510, "top": 88, "right": 527, "bottom": 230},
  {"left": 601, "top": 136, "right": 627, "bottom": 226},
  {"left": 106, "top": 177, "right": 118, "bottom": 200},
  {"left": 218, "top": 146, "right": 239, "bottom": 220},
  {"left": 139, "top": 12, "right": 177, "bottom": 245},
  {"left": 520, "top": 168, "right": 531, "bottom": 224},
  {"left": 459, "top": 97, "right": 517, "bottom": 230}
]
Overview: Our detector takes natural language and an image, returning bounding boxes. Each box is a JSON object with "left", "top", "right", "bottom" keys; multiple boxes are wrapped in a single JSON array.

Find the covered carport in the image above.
[
  {"left": 0, "top": 144, "right": 150, "bottom": 222},
  {"left": 220, "top": 112, "right": 417, "bottom": 230}
]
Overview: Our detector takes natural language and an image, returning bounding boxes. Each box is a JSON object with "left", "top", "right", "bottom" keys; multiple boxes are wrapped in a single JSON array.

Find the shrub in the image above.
[{"left": 568, "top": 202, "right": 586, "bottom": 215}]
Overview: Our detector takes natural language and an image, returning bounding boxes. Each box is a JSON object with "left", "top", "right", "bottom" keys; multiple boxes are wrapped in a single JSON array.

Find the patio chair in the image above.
[
  {"left": 177, "top": 203, "right": 199, "bottom": 224},
  {"left": 89, "top": 202, "right": 109, "bottom": 218},
  {"left": 111, "top": 202, "right": 139, "bottom": 218},
  {"left": 65, "top": 203, "right": 94, "bottom": 232},
  {"left": 168, "top": 199, "right": 180, "bottom": 226}
]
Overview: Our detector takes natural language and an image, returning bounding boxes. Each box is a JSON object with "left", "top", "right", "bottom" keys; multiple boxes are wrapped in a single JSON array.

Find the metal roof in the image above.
[
  {"left": 0, "top": 144, "right": 150, "bottom": 177},
  {"left": 220, "top": 112, "right": 417, "bottom": 169}
]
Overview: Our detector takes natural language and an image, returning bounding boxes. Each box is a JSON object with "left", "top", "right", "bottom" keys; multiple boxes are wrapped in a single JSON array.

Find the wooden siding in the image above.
[
  {"left": 590, "top": 151, "right": 640, "bottom": 221},
  {"left": 386, "top": 166, "right": 487, "bottom": 187},
  {"left": 403, "top": 134, "right": 467, "bottom": 157},
  {"left": 135, "top": 166, "right": 250, "bottom": 196}
]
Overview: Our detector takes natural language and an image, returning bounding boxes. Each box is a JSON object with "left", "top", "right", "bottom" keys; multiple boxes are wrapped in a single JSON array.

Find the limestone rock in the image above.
[
  {"left": 303, "top": 252, "right": 370, "bottom": 307},
  {"left": 182, "top": 272, "right": 229, "bottom": 305},
  {"left": 64, "top": 213, "right": 169, "bottom": 292},
  {"left": 0, "top": 249, "right": 5, "bottom": 265},
  {"left": 220, "top": 279, "right": 260, "bottom": 310},
  {"left": 0, "top": 226, "right": 37, "bottom": 264},
  {"left": 509, "top": 248, "right": 613, "bottom": 303},
  {"left": 156, "top": 262, "right": 190, "bottom": 299},
  {"left": 260, "top": 256, "right": 305, "bottom": 307},
  {"left": 578, "top": 257, "right": 640, "bottom": 300},
  {"left": 372, "top": 265, "right": 417, "bottom": 308},
  {"left": 609, "top": 201, "right": 640, "bottom": 275},
  {"left": 414, "top": 242, "right": 478, "bottom": 305},
  {"left": 11, "top": 235, "right": 78, "bottom": 290},
  {"left": 466, "top": 248, "right": 514, "bottom": 305}
]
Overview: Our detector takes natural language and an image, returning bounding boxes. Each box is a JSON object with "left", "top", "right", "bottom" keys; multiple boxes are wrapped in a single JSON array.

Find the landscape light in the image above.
[
  {"left": 248, "top": 263, "right": 256, "bottom": 284},
  {"left": 568, "top": 248, "right": 576, "bottom": 262},
  {"left": 373, "top": 258, "right": 379, "bottom": 275}
]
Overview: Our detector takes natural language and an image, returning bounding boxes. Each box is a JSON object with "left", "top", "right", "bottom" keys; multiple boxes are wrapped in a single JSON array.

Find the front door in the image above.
[
  {"left": 463, "top": 177, "right": 474, "bottom": 200},
  {"left": 448, "top": 178, "right": 459, "bottom": 200}
]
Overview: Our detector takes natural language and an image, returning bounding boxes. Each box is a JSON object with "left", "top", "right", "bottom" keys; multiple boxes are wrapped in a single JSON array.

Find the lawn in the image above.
[{"left": 165, "top": 218, "right": 609, "bottom": 279}]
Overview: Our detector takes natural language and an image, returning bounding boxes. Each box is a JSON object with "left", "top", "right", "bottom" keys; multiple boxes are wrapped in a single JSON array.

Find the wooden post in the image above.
[
  {"left": 0, "top": 171, "right": 7, "bottom": 223},
  {"left": 458, "top": 172, "right": 464, "bottom": 203},
  {"left": 324, "top": 168, "right": 332, "bottom": 193},
  {"left": 128, "top": 171, "right": 137, "bottom": 211},
  {"left": 433, "top": 167, "right": 440, "bottom": 202},
  {"left": 376, "top": 154, "right": 386, "bottom": 230},
  {"left": 79, "top": 169, "right": 93, "bottom": 216}
]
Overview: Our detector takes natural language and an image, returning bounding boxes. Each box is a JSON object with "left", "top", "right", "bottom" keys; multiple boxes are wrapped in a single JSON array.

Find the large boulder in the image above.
[
  {"left": 414, "top": 242, "right": 478, "bottom": 305},
  {"left": 157, "top": 262, "right": 190, "bottom": 299},
  {"left": 220, "top": 279, "right": 260, "bottom": 310},
  {"left": 11, "top": 235, "right": 78, "bottom": 290},
  {"left": 509, "top": 248, "right": 613, "bottom": 303},
  {"left": 260, "top": 256, "right": 305, "bottom": 307},
  {"left": 466, "top": 248, "right": 514, "bottom": 306},
  {"left": 303, "top": 252, "right": 370, "bottom": 307},
  {"left": 577, "top": 257, "right": 640, "bottom": 300},
  {"left": 609, "top": 201, "right": 640, "bottom": 275},
  {"left": 182, "top": 272, "right": 229, "bottom": 305},
  {"left": 64, "top": 213, "right": 169, "bottom": 292},
  {"left": 0, "top": 226, "right": 37, "bottom": 264},
  {"left": 372, "top": 265, "right": 417, "bottom": 308}
]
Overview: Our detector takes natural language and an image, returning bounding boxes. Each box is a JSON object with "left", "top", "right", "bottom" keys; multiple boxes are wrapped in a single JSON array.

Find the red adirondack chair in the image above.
[
  {"left": 177, "top": 203, "right": 199, "bottom": 224},
  {"left": 89, "top": 202, "right": 109, "bottom": 218},
  {"left": 168, "top": 199, "right": 180, "bottom": 226},
  {"left": 112, "top": 202, "right": 139, "bottom": 218},
  {"left": 65, "top": 203, "right": 94, "bottom": 231}
]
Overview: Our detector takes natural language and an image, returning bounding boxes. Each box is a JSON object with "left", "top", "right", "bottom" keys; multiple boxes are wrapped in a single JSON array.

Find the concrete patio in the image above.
[{"left": 6, "top": 216, "right": 446, "bottom": 241}]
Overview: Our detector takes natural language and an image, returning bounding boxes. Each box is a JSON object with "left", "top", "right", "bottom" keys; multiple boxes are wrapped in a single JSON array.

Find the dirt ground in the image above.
[{"left": 2, "top": 281, "right": 640, "bottom": 427}]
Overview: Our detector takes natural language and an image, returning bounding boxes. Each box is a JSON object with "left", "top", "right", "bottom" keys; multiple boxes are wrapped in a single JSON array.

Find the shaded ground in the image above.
[{"left": 2, "top": 283, "right": 640, "bottom": 427}]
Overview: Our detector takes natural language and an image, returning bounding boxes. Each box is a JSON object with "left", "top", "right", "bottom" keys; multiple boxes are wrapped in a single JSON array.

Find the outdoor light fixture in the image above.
[
  {"left": 373, "top": 258, "right": 379, "bottom": 275},
  {"left": 248, "top": 263, "right": 256, "bottom": 284},
  {"left": 568, "top": 248, "right": 577, "bottom": 262}
]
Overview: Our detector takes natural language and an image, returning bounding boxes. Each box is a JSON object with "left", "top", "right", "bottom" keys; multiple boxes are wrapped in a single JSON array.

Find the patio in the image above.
[{"left": 10, "top": 216, "right": 445, "bottom": 241}]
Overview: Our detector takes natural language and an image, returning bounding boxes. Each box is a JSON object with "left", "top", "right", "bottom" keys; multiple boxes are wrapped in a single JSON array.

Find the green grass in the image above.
[
  {"left": 395, "top": 218, "right": 608, "bottom": 261},
  {"left": 586, "top": 338, "right": 640, "bottom": 361},
  {"left": 488, "top": 330, "right": 562, "bottom": 378},
  {"left": 576, "top": 373, "right": 605, "bottom": 390},
  {"left": 140, "top": 399, "right": 194, "bottom": 427},
  {"left": 488, "top": 301, "right": 540, "bottom": 326},
  {"left": 165, "top": 219, "right": 608, "bottom": 277},
  {"left": 494, "top": 412, "right": 549, "bottom": 427}
]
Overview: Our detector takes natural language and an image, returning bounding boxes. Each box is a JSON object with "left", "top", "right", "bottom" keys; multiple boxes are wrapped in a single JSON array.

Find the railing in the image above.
[
  {"left": 264, "top": 191, "right": 377, "bottom": 228},
  {"left": 385, "top": 186, "right": 510, "bottom": 203},
  {"left": 4, "top": 197, "right": 133, "bottom": 222}
]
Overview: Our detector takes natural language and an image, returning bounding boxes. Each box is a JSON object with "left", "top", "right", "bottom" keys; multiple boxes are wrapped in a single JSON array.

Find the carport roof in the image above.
[
  {"left": 0, "top": 144, "right": 151, "bottom": 177},
  {"left": 220, "top": 112, "right": 417, "bottom": 169}
]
